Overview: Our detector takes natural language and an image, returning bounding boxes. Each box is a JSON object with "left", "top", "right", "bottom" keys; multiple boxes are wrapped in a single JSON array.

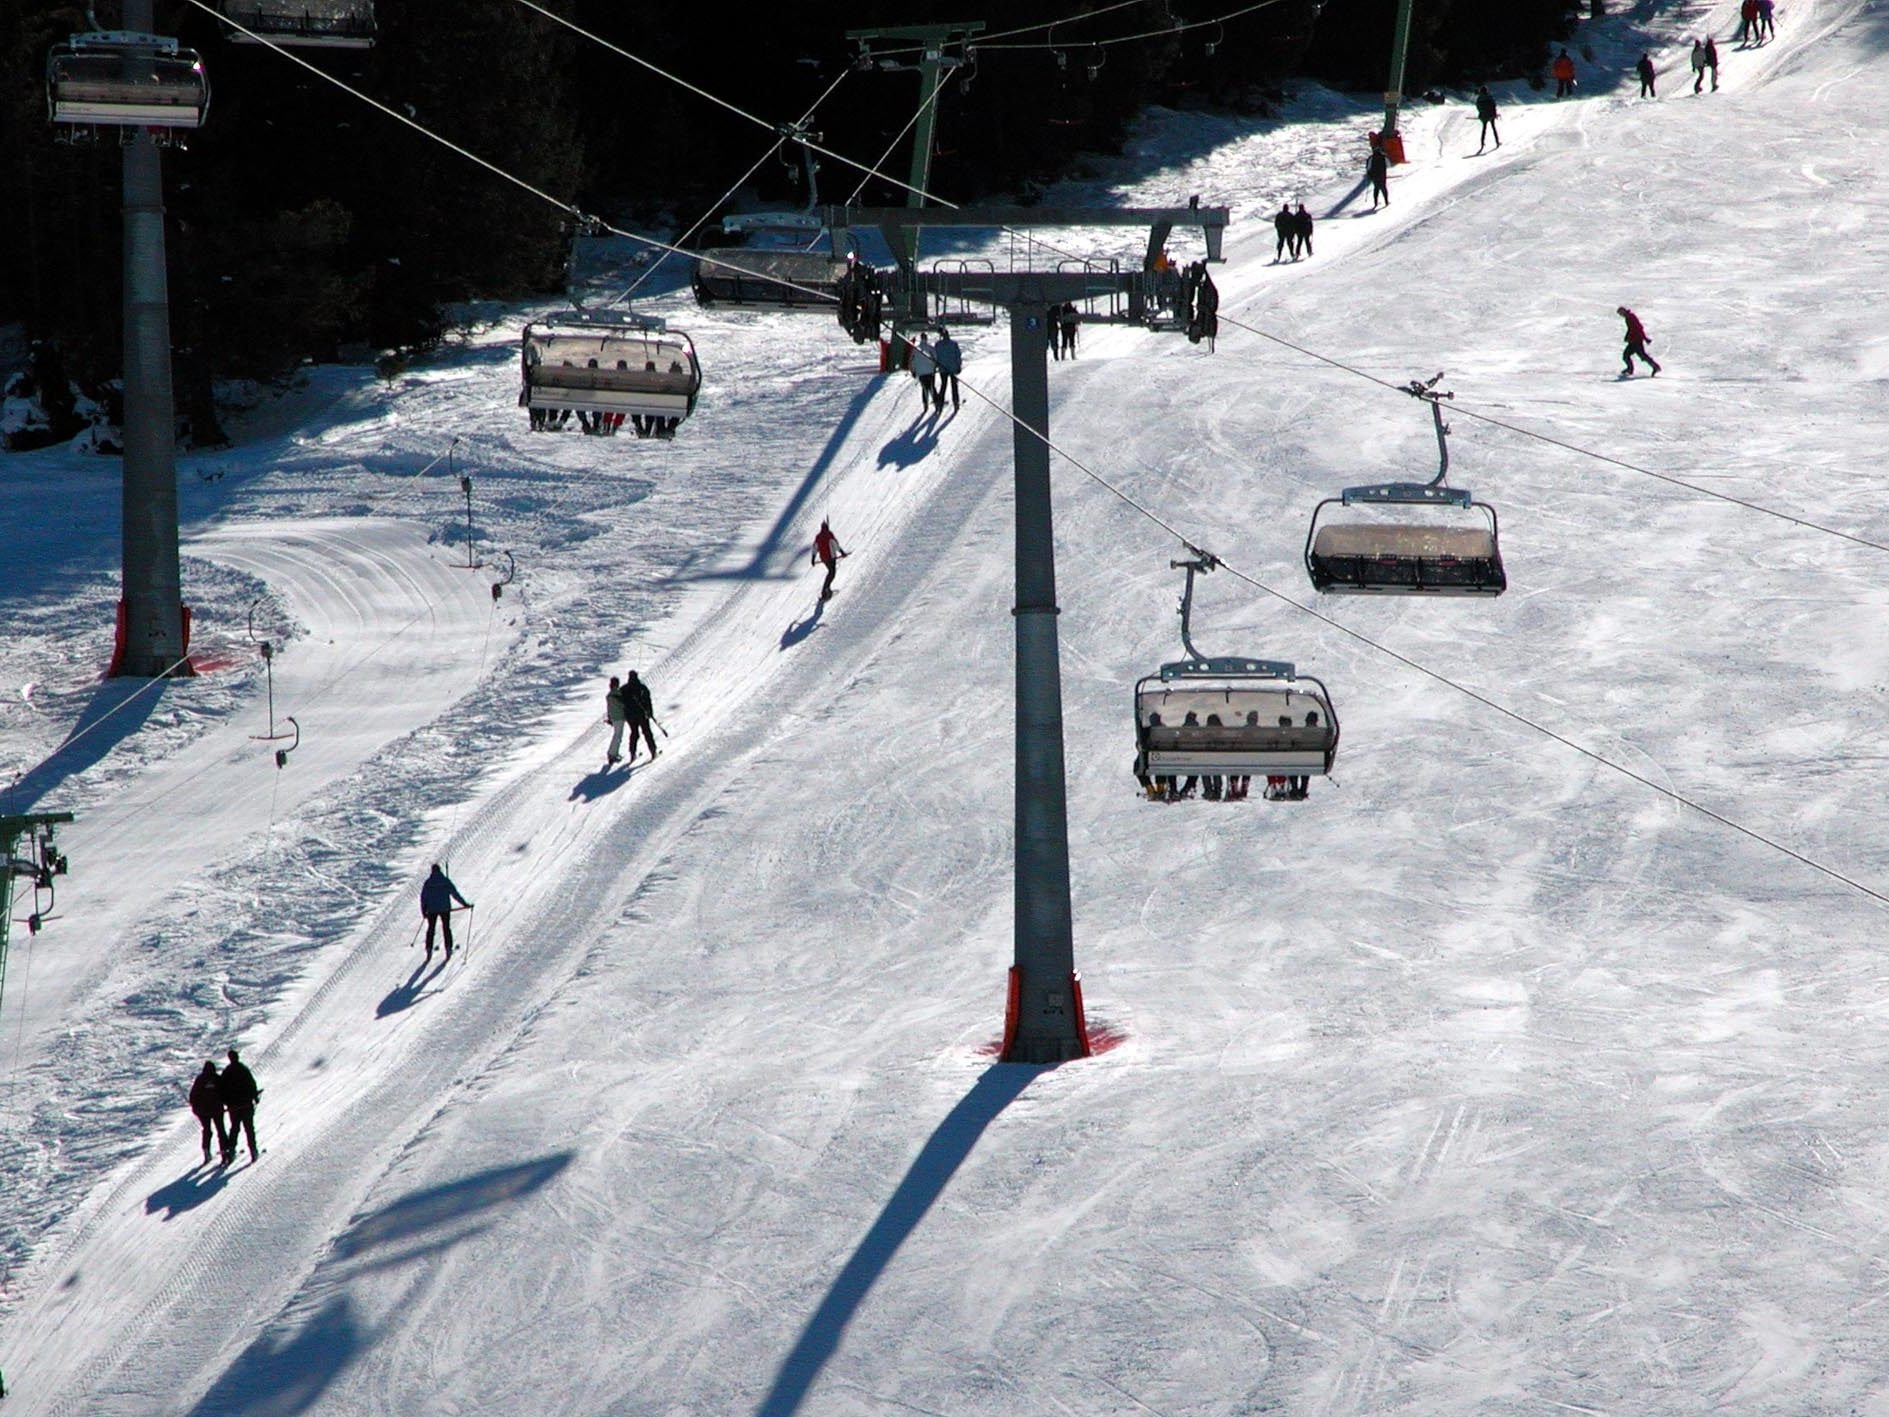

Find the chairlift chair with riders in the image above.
[
  {"left": 1304, "top": 373, "right": 1506, "bottom": 595},
  {"left": 47, "top": 32, "right": 209, "bottom": 136},
  {"left": 221, "top": 0, "right": 376, "bottom": 48},
  {"left": 519, "top": 312, "right": 702, "bottom": 440},
  {"left": 1134, "top": 553, "right": 1340, "bottom": 801}
]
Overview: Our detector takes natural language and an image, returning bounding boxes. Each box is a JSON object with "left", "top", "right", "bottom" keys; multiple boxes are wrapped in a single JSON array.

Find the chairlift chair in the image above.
[
  {"left": 1304, "top": 374, "right": 1506, "bottom": 595},
  {"left": 47, "top": 32, "right": 209, "bottom": 132},
  {"left": 691, "top": 238, "right": 852, "bottom": 312},
  {"left": 519, "top": 313, "right": 702, "bottom": 439},
  {"left": 1134, "top": 555, "right": 1340, "bottom": 798},
  {"left": 222, "top": 0, "right": 377, "bottom": 48}
]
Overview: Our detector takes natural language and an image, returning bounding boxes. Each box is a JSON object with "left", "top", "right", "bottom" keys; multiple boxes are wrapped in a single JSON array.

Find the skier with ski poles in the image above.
[
  {"left": 219, "top": 1048, "right": 262, "bottom": 1165},
  {"left": 812, "top": 519, "right": 848, "bottom": 602},
  {"left": 621, "top": 669, "right": 660, "bottom": 762},
  {"left": 420, "top": 861, "right": 474, "bottom": 960}
]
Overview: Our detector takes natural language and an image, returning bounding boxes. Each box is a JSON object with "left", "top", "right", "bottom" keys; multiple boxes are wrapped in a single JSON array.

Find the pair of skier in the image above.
[
  {"left": 604, "top": 671, "right": 660, "bottom": 766},
  {"left": 1271, "top": 202, "right": 1314, "bottom": 261},
  {"left": 186, "top": 1048, "right": 262, "bottom": 1166}
]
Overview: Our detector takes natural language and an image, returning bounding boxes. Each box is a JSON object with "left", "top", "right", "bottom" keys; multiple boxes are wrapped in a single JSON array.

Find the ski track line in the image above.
[{"left": 18, "top": 372, "right": 1021, "bottom": 1414}]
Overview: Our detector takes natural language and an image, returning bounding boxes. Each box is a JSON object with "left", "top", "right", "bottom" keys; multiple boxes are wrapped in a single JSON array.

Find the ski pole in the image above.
[{"left": 652, "top": 714, "right": 669, "bottom": 739}]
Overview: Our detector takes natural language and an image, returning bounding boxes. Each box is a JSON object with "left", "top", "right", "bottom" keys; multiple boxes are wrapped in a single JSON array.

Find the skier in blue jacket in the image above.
[{"left": 420, "top": 862, "right": 473, "bottom": 958}]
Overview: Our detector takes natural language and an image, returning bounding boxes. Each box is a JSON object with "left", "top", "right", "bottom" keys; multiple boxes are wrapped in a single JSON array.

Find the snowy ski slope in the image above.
[{"left": 6, "top": 0, "right": 1889, "bottom": 1410}]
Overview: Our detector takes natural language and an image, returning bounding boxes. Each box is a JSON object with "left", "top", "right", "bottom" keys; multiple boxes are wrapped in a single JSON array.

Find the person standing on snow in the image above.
[
  {"left": 910, "top": 333, "right": 938, "bottom": 411},
  {"left": 1552, "top": 49, "right": 1577, "bottom": 97},
  {"left": 621, "top": 670, "right": 659, "bottom": 762},
  {"left": 1636, "top": 52, "right": 1657, "bottom": 97},
  {"left": 188, "top": 1059, "right": 228, "bottom": 1166},
  {"left": 1366, "top": 143, "right": 1390, "bottom": 208},
  {"left": 812, "top": 519, "right": 848, "bottom": 602},
  {"left": 604, "top": 675, "right": 628, "bottom": 765},
  {"left": 932, "top": 329, "right": 962, "bottom": 411},
  {"left": 1704, "top": 36, "right": 1720, "bottom": 89},
  {"left": 1758, "top": 0, "right": 1775, "bottom": 40},
  {"left": 1474, "top": 86, "right": 1501, "bottom": 152},
  {"left": 420, "top": 862, "right": 473, "bottom": 959},
  {"left": 1292, "top": 202, "right": 1315, "bottom": 258},
  {"left": 1691, "top": 39, "right": 1709, "bottom": 92},
  {"left": 1618, "top": 306, "right": 1662, "bottom": 377},
  {"left": 219, "top": 1048, "right": 261, "bottom": 1165},
  {"left": 1737, "top": 0, "right": 1758, "bottom": 44},
  {"left": 1272, "top": 202, "right": 1294, "bottom": 261}
]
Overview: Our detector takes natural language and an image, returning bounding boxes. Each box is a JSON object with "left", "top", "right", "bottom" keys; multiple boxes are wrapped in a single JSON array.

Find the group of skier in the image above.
[
  {"left": 1271, "top": 202, "right": 1316, "bottom": 261},
  {"left": 603, "top": 670, "right": 661, "bottom": 766},
  {"left": 185, "top": 1049, "right": 263, "bottom": 1167},
  {"left": 908, "top": 330, "right": 963, "bottom": 412}
]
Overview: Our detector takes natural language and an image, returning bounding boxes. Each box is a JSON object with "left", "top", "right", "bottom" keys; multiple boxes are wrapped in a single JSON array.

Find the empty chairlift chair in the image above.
[
  {"left": 1134, "top": 555, "right": 1340, "bottom": 802},
  {"left": 1304, "top": 374, "right": 1507, "bottom": 596},
  {"left": 47, "top": 32, "right": 210, "bottom": 136},
  {"left": 221, "top": 0, "right": 377, "bottom": 47},
  {"left": 519, "top": 315, "right": 703, "bottom": 440}
]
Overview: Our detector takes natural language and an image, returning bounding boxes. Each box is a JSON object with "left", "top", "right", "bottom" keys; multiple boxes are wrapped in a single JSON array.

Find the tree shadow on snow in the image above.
[
  {"left": 145, "top": 1162, "right": 233, "bottom": 1219},
  {"left": 6, "top": 676, "right": 165, "bottom": 811},
  {"left": 780, "top": 597, "right": 827, "bottom": 650},
  {"left": 374, "top": 956, "right": 448, "bottom": 1018},
  {"left": 754, "top": 1064, "right": 1042, "bottom": 1417}
]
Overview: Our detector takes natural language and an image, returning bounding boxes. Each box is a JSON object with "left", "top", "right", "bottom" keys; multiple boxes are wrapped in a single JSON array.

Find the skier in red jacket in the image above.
[
  {"left": 812, "top": 520, "right": 848, "bottom": 601},
  {"left": 1618, "top": 306, "right": 1661, "bottom": 377}
]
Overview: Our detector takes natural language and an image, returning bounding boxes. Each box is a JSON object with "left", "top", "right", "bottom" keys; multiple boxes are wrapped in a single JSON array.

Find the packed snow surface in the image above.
[{"left": 6, "top": 0, "right": 1889, "bottom": 1411}]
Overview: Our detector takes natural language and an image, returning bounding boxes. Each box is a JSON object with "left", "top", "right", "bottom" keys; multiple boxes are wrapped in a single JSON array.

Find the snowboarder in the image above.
[
  {"left": 1636, "top": 52, "right": 1657, "bottom": 97},
  {"left": 1272, "top": 202, "right": 1294, "bottom": 261},
  {"left": 1552, "top": 49, "right": 1577, "bottom": 97},
  {"left": 1292, "top": 202, "right": 1314, "bottom": 258},
  {"left": 910, "top": 333, "right": 938, "bottom": 411},
  {"left": 932, "top": 328, "right": 962, "bottom": 411},
  {"left": 420, "top": 861, "right": 473, "bottom": 959},
  {"left": 1367, "top": 143, "right": 1390, "bottom": 208},
  {"left": 1691, "top": 39, "right": 1709, "bottom": 92},
  {"left": 812, "top": 519, "right": 848, "bottom": 602},
  {"left": 604, "top": 675, "right": 628, "bottom": 765},
  {"left": 1617, "top": 306, "right": 1661, "bottom": 377},
  {"left": 621, "top": 669, "right": 659, "bottom": 762},
  {"left": 1475, "top": 86, "right": 1501, "bottom": 152},
  {"left": 188, "top": 1059, "right": 229, "bottom": 1166},
  {"left": 1704, "top": 36, "right": 1720, "bottom": 89},
  {"left": 219, "top": 1048, "right": 261, "bottom": 1165}
]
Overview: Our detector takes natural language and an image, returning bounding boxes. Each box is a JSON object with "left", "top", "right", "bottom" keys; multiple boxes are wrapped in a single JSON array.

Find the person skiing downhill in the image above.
[
  {"left": 219, "top": 1048, "right": 261, "bottom": 1165},
  {"left": 620, "top": 670, "right": 659, "bottom": 762},
  {"left": 604, "top": 675, "right": 628, "bottom": 765},
  {"left": 188, "top": 1059, "right": 228, "bottom": 1165},
  {"left": 420, "top": 862, "right": 473, "bottom": 959},
  {"left": 1618, "top": 306, "right": 1661, "bottom": 376},
  {"left": 1475, "top": 86, "right": 1501, "bottom": 151},
  {"left": 812, "top": 519, "right": 848, "bottom": 602}
]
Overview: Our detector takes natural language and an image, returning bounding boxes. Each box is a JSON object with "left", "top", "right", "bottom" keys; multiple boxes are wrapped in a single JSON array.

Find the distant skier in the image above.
[
  {"left": 1691, "top": 38, "right": 1709, "bottom": 92},
  {"left": 1273, "top": 202, "right": 1294, "bottom": 261},
  {"left": 1552, "top": 49, "right": 1577, "bottom": 97},
  {"left": 812, "top": 519, "right": 848, "bottom": 602},
  {"left": 932, "top": 328, "right": 962, "bottom": 411},
  {"left": 1057, "top": 302, "right": 1080, "bottom": 358},
  {"left": 1636, "top": 52, "right": 1657, "bottom": 97},
  {"left": 910, "top": 332, "right": 938, "bottom": 411},
  {"left": 420, "top": 861, "right": 473, "bottom": 959},
  {"left": 1617, "top": 306, "right": 1661, "bottom": 377},
  {"left": 1292, "top": 202, "right": 1314, "bottom": 258},
  {"left": 1475, "top": 86, "right": 1501, "bottom": 152},
  {"left": 1704, "top": 36, "right": 1720, "bottom": 89},
  {"left": 604, "top": 675, "right": 628, "bottom": 765},
  {"left": 1367, "top": 143, "right": 1390, "bottom": 208},
  {"left": 621, "top": 669, "right": 659, "bottom": 762},
  {"left": 1758, "top": 0, "right": 1775, "bottom": 40},
  {"left": 219, "top": 1048, "right": 261, "bottom": 1165},
  {"left": 188, "top": 1059, "right": 229, "bottom": 1166},
  {"left": 1737, "top": 0, "right": 1758, "bottom": 44}
]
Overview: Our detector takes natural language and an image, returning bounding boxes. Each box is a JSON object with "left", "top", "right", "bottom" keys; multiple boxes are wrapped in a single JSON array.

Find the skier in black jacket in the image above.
[
  {"left": 188, "top": 1059, "right": 228, "bottom": 1165},
  {"left": 621, "top": 670, "right": 659, "bottom": 762},
  {"left": 219, "top": 1048, "right": 262, "bottom": 1164}
]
